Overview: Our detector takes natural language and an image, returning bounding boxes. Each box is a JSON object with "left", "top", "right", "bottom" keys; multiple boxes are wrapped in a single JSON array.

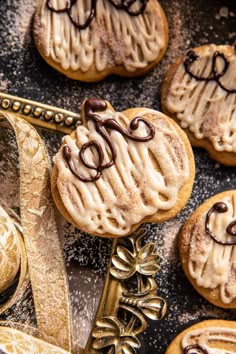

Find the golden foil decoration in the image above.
[
  {"left": 0, "top": 94, "right": 166, "bottom": 354},
  {"left": 0, "top": 111, "right": 72, "bottom": 351}
]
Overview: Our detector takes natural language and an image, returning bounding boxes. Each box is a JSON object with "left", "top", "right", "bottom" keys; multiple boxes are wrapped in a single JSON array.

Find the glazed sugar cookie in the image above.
[
  {"left": 179, "top": 190, "right": 236, "bottom": 308},
  {"left": 51, "top": 98, "right": 195, "bottom": 238},
  {"left": 33, "top": 0, "right": 168, "bottom": 81},
  {"left": 162, "top": 43, "right": 236, "bottom": 165},
  {"left": 165, "top": 319, "right": 236, "bottom": 354}
]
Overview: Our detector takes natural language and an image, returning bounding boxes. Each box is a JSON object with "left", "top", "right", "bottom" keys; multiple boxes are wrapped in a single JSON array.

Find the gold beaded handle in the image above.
[{"left": 0, "top": 92, "right": 81, "bottom": 134}]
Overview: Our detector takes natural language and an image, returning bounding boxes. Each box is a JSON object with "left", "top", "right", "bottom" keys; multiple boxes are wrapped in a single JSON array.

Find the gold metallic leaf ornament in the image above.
[{"left": 90, "top": 228, "right": 166, "bottom": 354}]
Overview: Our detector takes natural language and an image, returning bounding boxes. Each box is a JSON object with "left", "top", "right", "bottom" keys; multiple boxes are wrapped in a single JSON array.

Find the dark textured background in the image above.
[{"left": 0, "top": 0, "right": 236, "bottom": 353}]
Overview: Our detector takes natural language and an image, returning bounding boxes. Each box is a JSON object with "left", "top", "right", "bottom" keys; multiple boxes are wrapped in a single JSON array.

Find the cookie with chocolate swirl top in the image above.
[
  {"left": 165, "top": 319, "right": 236, "bottom": 354},
  {"left": 51, "top": 98, "right": 195, "bottom": 238},
  {"left": 179, "top": 190, "right": 236, "bottom": 308},
  {"left": 162, "top": 44, "right": 236, "bottom": 166},
  {"left": 33, "top": 0, "right": 168, "bottom": 81}
]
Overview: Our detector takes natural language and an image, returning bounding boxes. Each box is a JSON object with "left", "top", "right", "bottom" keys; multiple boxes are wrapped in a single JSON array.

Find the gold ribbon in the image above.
[{"left": 0, "top": 112, "right": 72, "bottom": 351}]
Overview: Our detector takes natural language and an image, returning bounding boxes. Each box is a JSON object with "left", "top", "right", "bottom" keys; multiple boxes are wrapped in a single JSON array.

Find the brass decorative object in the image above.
[
  {"left": 0, "top": 93, "right": 166, "bottom": 354},
  {"left": 87, "top": 228, "right": 166, "bottom": 354},
  {"left": 0, "top": 92, "right": 81, "bottom": 134}
]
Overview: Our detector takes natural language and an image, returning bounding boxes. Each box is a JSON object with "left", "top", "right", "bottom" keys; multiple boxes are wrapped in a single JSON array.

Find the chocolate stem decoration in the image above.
[
  {"left": 184, "top": 50, "right": 236, "bottom": 94},
  {"left": 63, "top": 98, "right": 155, "bottom": 182},
  {"left": 183, "top": 344, "right": 208, "bottom": 354},
  {"left": 46, "top": 0, "right": 148, "bottom": 30},
  {"left": 205, "top": 202, "right": 236, "bottom": 245}
]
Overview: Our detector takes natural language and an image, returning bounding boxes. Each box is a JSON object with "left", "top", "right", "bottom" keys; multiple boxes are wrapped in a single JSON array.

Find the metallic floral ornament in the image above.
[
  {"left": 93, "top": 317, "right": 141, "bottom": 353},
  {"left": 110, "top": 241, "right": 160, "bottom": 279},
  {"left": 88, "top": 228, "right": 166, "bottom": 354}
]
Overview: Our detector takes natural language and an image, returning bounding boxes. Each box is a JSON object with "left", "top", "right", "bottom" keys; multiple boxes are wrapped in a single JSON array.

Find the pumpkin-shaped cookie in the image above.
[
  {"left": 179, "top": 190, "right": 236, "bottom": 308},
  {"left": 51, "top": 98, "right": 195, "bottom": 238},
  {"left": 166, "top": 319, "right": 236, "bottom": 354},
  {"left": 33, "top": 0, "right": 168, "bottom": 81},
  {"left": 162, "top": 44, "right": 236, "bottom": 165}
]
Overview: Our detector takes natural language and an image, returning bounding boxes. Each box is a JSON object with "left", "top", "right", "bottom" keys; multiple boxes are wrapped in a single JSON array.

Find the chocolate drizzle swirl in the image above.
[
  {"left": 46, "top": 0, "right": 148, "bottom": 30},
  {"left": 184, "top": 50, "right": 236, "bottom": 94},
  {"left": 63, "top": 98, "right": 155, "bottom": 182},
  {"left": 205, "top": 202, "right": 236, "bottom": 245},
  {"left": 183, "top": 344, "right": 208, "bottom": 354}
]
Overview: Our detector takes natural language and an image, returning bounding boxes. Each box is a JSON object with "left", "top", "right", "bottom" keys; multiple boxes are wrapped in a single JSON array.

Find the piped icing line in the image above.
[
  {"left": 54, "top": 101, "right": 190, "bottom": 236},
  {"left": 63, "top": 98, "right": 155, "bottom": 182},
  {"left": 205, "top": 202, "right": 236, "bottom": 245},
  {"left": 184, "top": 49, "right": 236, "bottom": 94},
  {"left": 181, "top": 327, "right": 236, "bottom": 354},
  {"left": 37, "top": 0, "right": 166, "bottom": 72},
  {"left": 46, "top": 0, "right": 149, "bottom": 30},
  {"left": 183, "top": 344, "right": 208, "bottom": 354},
  {"left": 165, "top": 44, "right": 236, "bottom": 153},
  {"left": 187, "top": 194, "right": 236, "bottom": 304}
]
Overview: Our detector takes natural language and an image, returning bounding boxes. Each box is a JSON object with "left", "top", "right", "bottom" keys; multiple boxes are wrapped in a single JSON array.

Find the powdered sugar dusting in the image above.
[{"left": 0, "top": 1, "right": 236, "bottom": 354}]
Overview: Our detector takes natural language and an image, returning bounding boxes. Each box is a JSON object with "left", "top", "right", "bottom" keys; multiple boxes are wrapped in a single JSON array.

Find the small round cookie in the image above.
[
  {"left": 165, "top": 319, "right": 236, "bottom": 354},
  {"left": 33, "top": 0, "right": 168, "bottom": 82},
  {"left": 162, "top": 43, "right": 236, "bottom": 166},
  {"left": 51, "top": 98, "right": 195, "bottom": 238},
  {"left": 179, "top": 190, "right": 236, "bottom": 308}
]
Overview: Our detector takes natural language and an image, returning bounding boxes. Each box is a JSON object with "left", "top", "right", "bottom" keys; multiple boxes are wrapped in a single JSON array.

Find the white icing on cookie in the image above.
[
  {"left": 36, "top": 0, "right": 166, "bottom": 73},
  {"left": 165, "top": 44, "right": 236, "bottom": 153},
  {"left": 182, "top": 327, "right": 236, "bottom": 354},
  {"left": 54, "top": 106, "right": 190, "bottom": 236},
  {"left": 188, "top": 194, "right": 236, "bottom": 304},
  {"left": 0, "top": 206, "right": 21, "bottom": 293}
]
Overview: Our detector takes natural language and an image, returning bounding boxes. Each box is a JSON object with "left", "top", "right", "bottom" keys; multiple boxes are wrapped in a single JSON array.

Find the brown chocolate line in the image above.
[
  {"left": 46, "top": 0, "right": 149, "bottom": 30},
  {"left": 184, "top": 50, "right": 236, "bottom": 94},
  {"left": 205, "top": 202, "right": 236, "bottom": 245},
  {"left": 63, "top": 98, "right": 155, "bottom": 182},
  {"left": 183, "top": 344, "right": 208, "bottom": 354}
]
